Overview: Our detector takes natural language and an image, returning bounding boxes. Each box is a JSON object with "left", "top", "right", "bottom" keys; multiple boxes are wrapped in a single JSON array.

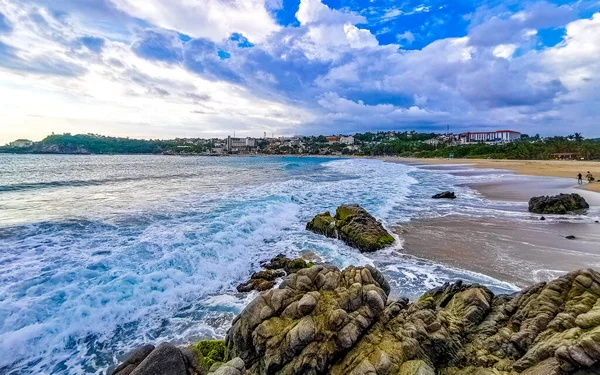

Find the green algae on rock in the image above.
[
  {"left": 189, "top": 340, "right": 226, "bottom": 370},
  {"left": 306, "top": 204, "right": 395, "bottom": 252}
]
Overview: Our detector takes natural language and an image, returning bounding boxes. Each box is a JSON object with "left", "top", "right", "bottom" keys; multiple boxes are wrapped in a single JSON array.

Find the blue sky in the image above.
[{"left": 0, "top": 0, "right": 599, "bottom": 142}]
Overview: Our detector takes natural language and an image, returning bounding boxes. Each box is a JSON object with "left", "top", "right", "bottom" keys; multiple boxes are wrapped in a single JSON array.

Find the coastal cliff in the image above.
[{"left": 110, "top": 266, "right": 600, "bottom": 375}]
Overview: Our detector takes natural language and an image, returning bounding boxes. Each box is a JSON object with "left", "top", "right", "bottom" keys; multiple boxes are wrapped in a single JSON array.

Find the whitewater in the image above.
[{"left": 0, "top": 155, "right": 524, "bottom": 374}]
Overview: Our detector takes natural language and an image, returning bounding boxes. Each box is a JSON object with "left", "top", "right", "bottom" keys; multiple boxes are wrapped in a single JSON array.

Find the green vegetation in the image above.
[
  {"left": 416, "top": 138, "right": 600, "bottom": 160},
  {"left": 189, "top": 340, "right": 226, "bottom": 370},
  {"left": 2, "top": 131, "right": 600, "bottom": 160},
  {"left": 0, "top": 133, "right": 213, "bottom": 154}
]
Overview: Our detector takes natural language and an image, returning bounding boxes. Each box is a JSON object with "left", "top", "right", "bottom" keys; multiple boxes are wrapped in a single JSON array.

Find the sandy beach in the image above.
[
  {"left": 388, "top": 157, "right": 600, "bottom": 192},
  {"left": 386, "top": 157, "right": 600, "bottom": 287}
]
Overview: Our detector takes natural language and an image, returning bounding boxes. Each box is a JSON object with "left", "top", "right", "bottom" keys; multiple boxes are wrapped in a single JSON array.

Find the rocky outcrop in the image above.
[
  {"left": 226, "top": 264, "right": 390, "bottom": 374},
  {"left": 225, "top": 268, "right": 600, "bottom": 375},
  {"left": 529, "top": 193, "right": 589, "bottom": 214},
  {"left": 237, "top": 255, "right": 313, "bottom": 293},
  {"left": 432, "top": 191, "right": 457, "bottom": 199},
  {"left": 306, "top": 205, "right": 395, "bottom": 252},
  {"left": 109, "top": 268, "right": 600, "bottom": 375}
]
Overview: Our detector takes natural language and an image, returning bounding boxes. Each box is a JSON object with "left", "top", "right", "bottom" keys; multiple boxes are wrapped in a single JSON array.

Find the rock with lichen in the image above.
[{"left": 306, "top": 204, "right": 395, "bottom": 252}]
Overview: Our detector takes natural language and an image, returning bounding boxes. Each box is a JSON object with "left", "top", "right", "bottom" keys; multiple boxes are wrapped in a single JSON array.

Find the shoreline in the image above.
[
  {"left": 388, "top": 157, "right": 600, "bottom": 193},
  {"left": 385, "top": 158, "right": 600, "bottom": 287}
]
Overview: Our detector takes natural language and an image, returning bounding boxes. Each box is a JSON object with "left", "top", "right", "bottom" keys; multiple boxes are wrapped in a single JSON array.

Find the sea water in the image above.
[{"left": 1, "top": 155, "right": 525, "bottom": 374}]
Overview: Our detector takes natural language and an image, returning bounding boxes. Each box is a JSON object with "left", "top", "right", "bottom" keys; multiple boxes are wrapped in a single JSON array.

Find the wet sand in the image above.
[
  {"left": 390, "top": 160, "right": 600, "bottom": 287},
  {"left": 398, "top": 217, "right": 600, "bottom": 287}
]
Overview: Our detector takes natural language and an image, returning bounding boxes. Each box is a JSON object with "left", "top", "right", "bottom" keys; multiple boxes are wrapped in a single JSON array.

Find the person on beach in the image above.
[
  {"left": 586, "top": 171, "right": 595, "bottom": 183},
  {"left": 578, "top": 173, "right": 583, "bottom": 185}
]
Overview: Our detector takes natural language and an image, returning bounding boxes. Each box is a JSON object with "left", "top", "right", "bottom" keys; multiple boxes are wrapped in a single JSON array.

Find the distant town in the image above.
[{"left": 2, "top": 129, "right": 599, "bottom": 160}]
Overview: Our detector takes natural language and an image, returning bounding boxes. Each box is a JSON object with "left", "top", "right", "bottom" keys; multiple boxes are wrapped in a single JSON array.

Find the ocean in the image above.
[{"left": 1, "top": 155, "right": 529, "bottom": 374}]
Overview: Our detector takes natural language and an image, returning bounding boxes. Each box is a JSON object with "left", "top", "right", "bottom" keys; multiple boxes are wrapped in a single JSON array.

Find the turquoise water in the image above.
[{"left": 0, "top": 155, "right": 519, "bottom": 374}]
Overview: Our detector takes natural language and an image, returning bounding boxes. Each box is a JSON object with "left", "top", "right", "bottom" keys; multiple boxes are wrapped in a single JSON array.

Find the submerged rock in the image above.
[
  {"left": 306, "top": 204, "right": 395, "bottom": 252},
  {"left": 529, "top": 193, "right": 589, "bottom": 214},
  {"left": 237, "top": 254, "right": 312, "bottom": 293},
  {"left": 432, "top": 191, "right": 457, "bottom": 199}
]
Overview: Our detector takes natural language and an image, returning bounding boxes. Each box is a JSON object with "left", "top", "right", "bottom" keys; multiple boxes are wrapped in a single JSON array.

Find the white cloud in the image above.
[
  {"left": 493, "top": 44, "right": 517, "bottom": 59},
  {"left": 110, "top": 0, "right": 280, "bottom": 43},
  {"left": 397, "top": 31, "right": 415, "bottom": 45},
  {"left": 296, "top": 0, "right": 364, "bottom": 25}
]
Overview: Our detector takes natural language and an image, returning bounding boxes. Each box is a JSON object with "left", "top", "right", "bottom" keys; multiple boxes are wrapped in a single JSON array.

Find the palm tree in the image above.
[{"left": 574, "top": 133, "right": 584, "bottom": 142}]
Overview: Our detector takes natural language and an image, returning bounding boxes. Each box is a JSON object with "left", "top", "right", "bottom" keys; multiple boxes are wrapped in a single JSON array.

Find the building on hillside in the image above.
[
  {"left": 9, "top": 139, "right": 33, "bottom": 148},
  {"left": 460, "top": 130, "right": 521, "bottom": 144},
  {"left": 340, "top": 136, "right": 355, "bottom": 145},
  {"left": 326, "top": 136, "right": 338, "bottom": 144},
  {"left": 226, "top": 136, "right": 257, "bottom": 153}
]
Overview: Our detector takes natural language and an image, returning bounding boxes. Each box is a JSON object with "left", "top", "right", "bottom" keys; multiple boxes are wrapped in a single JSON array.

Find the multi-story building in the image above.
[
  {"left": 340, "top": 136, "right": 355, "bottom": 145},
  {"left": 461, "top": 130, "right": 521, "bottom": 144},
  {"left": 226, "top": 136, "right": 257, "bottom": 153}
]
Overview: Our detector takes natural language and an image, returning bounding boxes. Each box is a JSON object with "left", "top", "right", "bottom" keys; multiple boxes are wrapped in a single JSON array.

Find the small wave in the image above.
[{"left": 0, "top": 173, "right": 203, "bottom": 193}]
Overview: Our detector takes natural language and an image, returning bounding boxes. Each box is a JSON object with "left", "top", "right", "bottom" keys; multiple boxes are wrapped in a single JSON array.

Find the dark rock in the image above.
[
  {"left": 129, "top": 343, "right": 187, "bottom": 375},
  {"left": 432, "top": 191, "right": 457, "bottom": 199},
  {"left": 540, "top": 216, "right": 546, "bottom": 221},
  {"left": 260, "top": 253, "right": 289, "bottom": 270},
  {"left": 529, "top": 193, "right": 589, "bottom": 214},
  {"left": 109, "top": 345, "right": 155, "bottom": 375},
  {"left": 566, "top": 235, "right": 577, "bottom": 240},
  {"left": 306, "top": 204, "right": 395, "bottom": 252}
]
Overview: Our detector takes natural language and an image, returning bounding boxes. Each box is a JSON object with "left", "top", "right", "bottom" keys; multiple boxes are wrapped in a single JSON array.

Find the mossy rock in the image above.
[
  {"left": 190, "top": 340, "right": 226, "bottom": 370},
  {"left": 284, "top": 258, "right": 313, "bottom": 274},
  {"left": 306, "top": 212, "right": 337, "bottom": 237},
  {"left": 307, "top": 205, "right": 395, "bottom": 253},
  {"left": 334, "top": 204, "right": 395, "bottom": 252}
]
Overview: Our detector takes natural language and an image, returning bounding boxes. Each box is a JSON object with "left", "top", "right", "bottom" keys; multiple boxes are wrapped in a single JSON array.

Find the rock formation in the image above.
[
  {"left": 529, "top": 193, "right": 589, "bottom": 214},
  {"left": 432, "top": 191, "right": 457, "bottom": 199},
  {"left": 306, "top": 204, "right": 395, "bottom": 252},
  {"left": 109, "top": 268, "right": 600, "bottom": 375},
  {"left": 236, "top": 254, "right": 313, "bottom": 293}
]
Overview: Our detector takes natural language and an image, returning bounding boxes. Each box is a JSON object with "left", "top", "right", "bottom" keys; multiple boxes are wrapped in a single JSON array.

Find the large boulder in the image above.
[
  {"left": 114, "top": 343, "right": 188, "bottom": 375},
  {"left": 226, "top": 265, "right": 391, "bottom": 375},
  {"left": 529, "top": 193, "right": 589, "bottom": 214},
  {"left": 306, "top": 204, "right": 395, "bottom": 252}
]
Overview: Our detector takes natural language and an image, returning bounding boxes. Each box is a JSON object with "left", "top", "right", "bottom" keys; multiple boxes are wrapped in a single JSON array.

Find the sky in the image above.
[{"left": 0, "top": 0, "right": 599, "bottom": 143}]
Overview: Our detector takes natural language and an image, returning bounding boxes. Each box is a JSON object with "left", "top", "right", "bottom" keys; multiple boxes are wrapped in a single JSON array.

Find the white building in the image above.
[
  {"left": 339, "top": 136, "right": 355, "bottom": 145},
  {"left": 9, "top": 139, "right": 33, "bottom": 148},
  {"left": 226, "top": 136, "right": 257, "bottom": 153},
  {"left": 461, "top": 130, "right": 521, "bottom": 143}
]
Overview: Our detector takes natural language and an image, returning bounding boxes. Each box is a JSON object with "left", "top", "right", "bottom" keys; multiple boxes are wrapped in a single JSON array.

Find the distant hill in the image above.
[{"left": 0, "top": 134, "right": 184, "bottom": 154}]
